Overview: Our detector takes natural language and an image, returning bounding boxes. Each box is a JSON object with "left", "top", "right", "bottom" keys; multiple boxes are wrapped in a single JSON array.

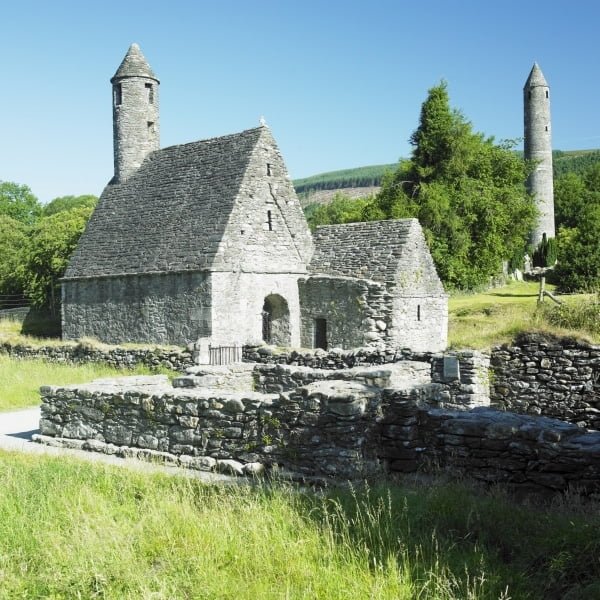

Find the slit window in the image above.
[
  {"left": 145, "top": 83, "right": 154, "bottom": 104},
  {"left": 545, "top": 90, "right": 549, "bottom": 99},
  {"left": 267, "top": 163, "right": 272, "bottom": 176},
  {"left": 147, "top": 121, "right": 155, "bottom": 135},
  {"left": 417, "top": 305, "right": 421, "bottom": 321},
  {"left": 267, "top": 210, "right": 273, "bottom": 231},
  {"left": 114, "top": 84, "right": 122, "bottom": 106}
]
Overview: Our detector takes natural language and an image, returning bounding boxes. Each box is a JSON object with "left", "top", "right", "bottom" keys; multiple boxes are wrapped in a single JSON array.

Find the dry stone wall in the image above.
[
  {"left": 491, "top": 333, "right": 600, "bottom": 430},
  {"left": 37, "top": 374, "right": 600, "bottom": 494},
  {"left": 0, "top": 341, "right": 195, "bottom": 372}
]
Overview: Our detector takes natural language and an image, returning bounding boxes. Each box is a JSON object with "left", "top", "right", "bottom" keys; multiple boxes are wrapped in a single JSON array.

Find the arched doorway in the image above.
[{"left": 262, "top": 294, "right": 291, "bottom": 346}]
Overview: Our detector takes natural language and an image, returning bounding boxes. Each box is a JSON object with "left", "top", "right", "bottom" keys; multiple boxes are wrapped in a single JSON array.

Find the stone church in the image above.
[{"left": 62, "top": 44, "right": 448, "bottom": 354}]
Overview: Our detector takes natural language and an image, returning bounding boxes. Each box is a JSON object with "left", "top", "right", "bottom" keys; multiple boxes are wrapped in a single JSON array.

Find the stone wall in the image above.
[
  {"left": 62, "top": 271, "right": 212, "bottom": 346},
  {"left": 298, "top": 275, "right": 390, "bottom": 349},
  {"left": 379, "top": 391, "right": 600, "bottom": 495},
  {"left": 37, "top": 374, "right": 600, "bottom": 494},
  {"left": 490, "top": 333, "right": 600, "bottom": 430},
  {"left": 0, "top": 341, "right": 194, "bottom": 372},
  {"left": 245, "top": 345, "right": 490, "bottom": 411}
]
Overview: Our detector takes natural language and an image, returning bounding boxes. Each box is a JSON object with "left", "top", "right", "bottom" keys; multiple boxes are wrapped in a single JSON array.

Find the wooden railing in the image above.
[{"left": 209, "top": 344, "right": 242, "bottom": 365}]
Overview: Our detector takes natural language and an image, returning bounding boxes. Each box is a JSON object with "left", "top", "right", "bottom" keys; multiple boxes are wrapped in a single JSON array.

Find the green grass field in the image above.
[
  {"left": 0, "top": 355, "right": 166, "bottom": 412},
  {"left": 0, "top": 450, "right": 598, "bottom": 599},
  {"left": 448, "top": 280, "right": 596, "bottom": 349}
]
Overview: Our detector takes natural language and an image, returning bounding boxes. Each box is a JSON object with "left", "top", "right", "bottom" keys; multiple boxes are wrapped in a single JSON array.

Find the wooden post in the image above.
[{"left": 538, "top": 275, "right": 546, "bottom": 304}]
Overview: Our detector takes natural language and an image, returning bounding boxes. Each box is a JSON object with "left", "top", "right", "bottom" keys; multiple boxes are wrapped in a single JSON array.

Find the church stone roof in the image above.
[
  {"left": 309, "top": 219, "right": 446, "bottom": 295},
  {"left": 111, "top": 43, "right": 158, "bottom": 83},
  {"left": 64, "top": 127, "right": 264, "bottom": 279}
]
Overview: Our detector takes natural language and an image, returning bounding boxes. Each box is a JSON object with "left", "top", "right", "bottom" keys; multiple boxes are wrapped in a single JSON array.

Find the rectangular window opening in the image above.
[
  {"left": 545, "top": 90, "right": 549, "bottom": 99},
  {"left": 114, "top": 84, "right": 122, "bottom": 106},
  {"left": 267, "top": 210, "right": 273, "bottom": 231},
  {"left": 145, "top": 82, "right": 154, "bottom": 104},
  {"left": 147, "top": 121, "right": 155, "bottom": 135},
  {"left": 417, "top": 305, "right": 421, "bottom": 321},
  {"left": 267, "top": 163, "right": 272, "bottom": 176}
]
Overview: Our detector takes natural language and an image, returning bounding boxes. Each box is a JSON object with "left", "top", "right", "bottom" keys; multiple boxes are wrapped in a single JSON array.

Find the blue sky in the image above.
[{"left": 2, "top": 0, "right": 599, "bottom": 203}]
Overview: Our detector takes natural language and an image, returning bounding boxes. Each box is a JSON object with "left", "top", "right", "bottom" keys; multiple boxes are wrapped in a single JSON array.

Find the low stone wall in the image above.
[
  {"left": 37, "top": 374, "right": 600, "bottom": 494},
  {"left": 0, "top": 341, "right": 195, "bottom": 372},
  {"left": 38, "top": 376, "right": 382, "bottom": 480},
  {"left": 491, "top": 333, "right": 600, "bottom": 429}
]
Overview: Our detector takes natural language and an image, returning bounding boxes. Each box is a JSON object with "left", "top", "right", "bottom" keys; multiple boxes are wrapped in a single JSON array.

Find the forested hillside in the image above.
[{"left": 293, "top": 149, "right": 600, "bottom": 199}]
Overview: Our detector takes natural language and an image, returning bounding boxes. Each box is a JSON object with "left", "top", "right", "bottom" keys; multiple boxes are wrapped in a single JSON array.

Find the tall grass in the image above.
[
  {"left": 0, "top": 356, "right": 166, "bottom": 412},
  {"left": 0, "top": 451, "right": 598, "bottom": 598}
]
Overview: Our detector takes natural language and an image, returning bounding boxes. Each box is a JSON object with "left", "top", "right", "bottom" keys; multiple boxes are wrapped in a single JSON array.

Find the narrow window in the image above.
[
  {"left": 114, "top": 84, "right": 122, "bottom": 106},
  {"left": 267, "top": 163, "right": 272, "bottom": 176},
  {"left": 145, "top": 82, "right": 154, "bottom": 104},
  {"left": 147, "top": 121, "right": 155, "bottom": 135},
  {"left": 314, "top": 318, "right": 327, "bottom": 350},
  {"left": 528, "top": 91, "right": 531, "bottom": 100},
  {"left": 545, "top": 90, "right": 549, "bottom": 99},
  {"left": 417, "top": 305, "right": 421, "bottom": 321},
  {"left": 267, "top": 210, "right": 273, "bottom": 231},
  {"left": 545, "top": 126, "right": 549, "bottom": 132}
]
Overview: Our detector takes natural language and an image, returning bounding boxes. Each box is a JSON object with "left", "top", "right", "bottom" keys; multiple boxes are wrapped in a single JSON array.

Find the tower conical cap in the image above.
[
  {"left": 111, "top": 43, "right": 158, "bottom": 83},
  {"left": 524, "top": 62, "right": 548, "bottom": 88}
]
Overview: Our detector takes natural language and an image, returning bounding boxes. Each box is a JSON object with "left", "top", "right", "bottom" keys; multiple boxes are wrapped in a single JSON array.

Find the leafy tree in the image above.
[
  {"left": 42, "top": 194, "right": 97, "bottom": 217},
  {"left": 0, "top": 181, "right": 42, "bottom": 225},
  {"left": 554, "top": 207, "right": 600, "bottom": 292},
  {"left": 22, "top": 204, "right": 94, "bottom": 314},
  {"left": 0, "top": 215, "right": 28, "bottom": 300},
  {"left": 367, "top": 82, "right": 536, "bottom": 290},
  {"left": 305, "top": 193, "right": 372, "bottom": 230}
]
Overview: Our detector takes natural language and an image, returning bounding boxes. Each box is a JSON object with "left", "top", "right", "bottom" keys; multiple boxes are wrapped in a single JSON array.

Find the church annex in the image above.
[{"left": 62, "top": 44, "right": 448, "bottom": 354}]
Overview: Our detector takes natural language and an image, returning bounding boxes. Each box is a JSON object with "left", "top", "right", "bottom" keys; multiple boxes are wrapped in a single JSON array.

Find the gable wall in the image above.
[
  {"left": 62, "top": 272, "right": 212, "bottom": 345},
  {"left": 215, "top": 129, "right": 313, "bottom": 273}
]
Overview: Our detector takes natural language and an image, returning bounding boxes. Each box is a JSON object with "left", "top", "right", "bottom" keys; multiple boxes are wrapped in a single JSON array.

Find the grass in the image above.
[
  {"left": 0, "top": 355, "right": 167, "bottom": 412},
  {"left": 0, "top": 451, "right": 598, "bottom": 599},
  {"left": 448, "top": 280, "right": 596, "bottom": 349}
]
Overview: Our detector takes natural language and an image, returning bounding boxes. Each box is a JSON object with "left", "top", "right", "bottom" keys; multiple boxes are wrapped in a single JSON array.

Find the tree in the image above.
[
  {"left": 0, "top": 215, "right": 28, "bottom": 300},
  {"left": 554, "top": 206, "right": 600, "bottom": 292},
  {"left": 22, "top": 204, "right": 94, "bottom": 314},
  {"left": 553, "top": 162, "right": 600, "bottom": 291},
  {"left": 305, "top": 193, "right": 372, "bottom": 230},
  {"left": 367, "top": 82, "right": 536, "bottom": 290},
  {"left": 42, "top": 194, "right": 98, "bottom": 217},
  {"left": 0, "top": 181, "right": 42, "bottom": 225}
]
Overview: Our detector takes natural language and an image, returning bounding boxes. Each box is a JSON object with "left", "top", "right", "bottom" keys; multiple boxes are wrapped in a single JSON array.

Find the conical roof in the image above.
[
  {"left": 524, "top": 62, "right": 548, "bottom": 88},
  {"left": 111, "top": 43, "right": 158, "bottom": 83}
]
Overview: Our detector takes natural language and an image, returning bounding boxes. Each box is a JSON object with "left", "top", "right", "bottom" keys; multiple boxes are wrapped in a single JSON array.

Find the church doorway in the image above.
[{"left": 262, "top": 294, "right": 291, "bottom": 346}]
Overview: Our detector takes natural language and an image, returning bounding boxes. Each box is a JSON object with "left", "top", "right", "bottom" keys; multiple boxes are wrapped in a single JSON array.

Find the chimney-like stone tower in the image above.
[
  {"left": 111, "top": 43, "right": 160, "bottom": 183},
  {"left": 524, "top": 62, "right": 555, "bottom": 247}
]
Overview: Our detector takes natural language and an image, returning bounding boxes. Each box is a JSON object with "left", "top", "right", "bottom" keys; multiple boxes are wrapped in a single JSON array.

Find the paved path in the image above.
[{"left": 0, "top": 406, "right": 237, "bottom": 483}]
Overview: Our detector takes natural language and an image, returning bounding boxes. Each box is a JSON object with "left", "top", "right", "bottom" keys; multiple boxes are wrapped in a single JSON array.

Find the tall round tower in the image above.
[
  {"left": 524, "top": 62, "right": 555, "bottom": 247},
  {"left": 111, "top": 43, "right": 160, "bottom": 183}
]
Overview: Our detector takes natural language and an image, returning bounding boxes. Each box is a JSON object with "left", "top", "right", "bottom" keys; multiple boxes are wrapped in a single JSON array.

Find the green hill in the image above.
[
  {"left": 293, "top": 163, "right": 396, "bottom": 195},
  {"left": 292, "top": 150, "right": 600, "bottom": 197}
]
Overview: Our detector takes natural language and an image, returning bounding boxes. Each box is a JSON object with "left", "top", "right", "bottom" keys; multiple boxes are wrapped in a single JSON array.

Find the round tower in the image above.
[
  {"left": 524, "top": 62, "right": 555, "bottom": 247},
  {"left": 111, "top": 43, "right": 160, "bottom": 183}
]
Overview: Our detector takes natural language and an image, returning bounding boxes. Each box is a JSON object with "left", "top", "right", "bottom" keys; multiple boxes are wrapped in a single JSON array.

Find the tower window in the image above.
[
  {"left": 545, "top": 126, "right": 549, "bottom": 132},
  {"left": 528, "top": 91, "right": 531, "bottom": 99},
  {"left": 417, "top": 305, "right": 421, "bottom": 321},
  {"left": 267, "top": 163, "right": 272, "bottom": 176},
  {"left": 147, "top": 121, "right": 155, "bottom": 135},
  {"left": 545, "top": 90, "right": 549, "bottom": 99},
  {"left": 114, "top": 84, "right": 122, "bottom": 106},
  {"left": 267, "top": 210, "right": 273, "bottom": 231},
  {"left": 145, "top": 83, "right": 154, "bottom": 104}
]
